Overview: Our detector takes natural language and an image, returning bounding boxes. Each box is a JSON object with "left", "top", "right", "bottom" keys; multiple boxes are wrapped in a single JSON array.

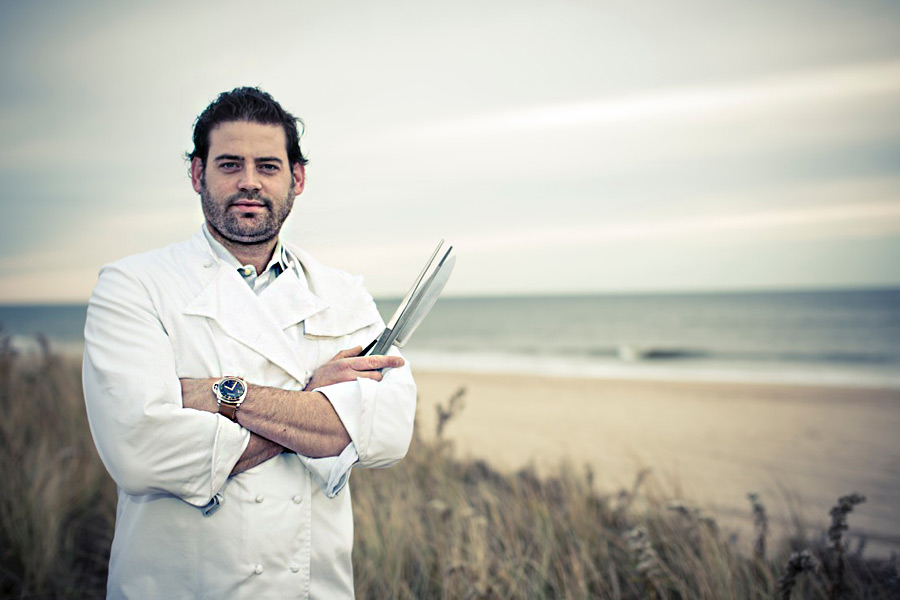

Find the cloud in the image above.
[
  {"left": 309, "top": 175, "right": 900, "bottom": 258},
  {"left": 320, "top": 60, "right": 900, "bottom": 193},
  {"left": 456, "top": 201, "right": 900, "bottom": 253},
  {"left": 346, "top": 60, "right": 900, "bottom": 146},
  {"left": 0, "top": 206, "right": 201, "bottom": 271}
]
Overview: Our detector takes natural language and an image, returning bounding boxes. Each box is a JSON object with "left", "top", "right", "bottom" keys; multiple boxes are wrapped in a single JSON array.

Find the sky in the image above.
[{"left": 1, "top": 0, "right": 899, "bottom": 302}]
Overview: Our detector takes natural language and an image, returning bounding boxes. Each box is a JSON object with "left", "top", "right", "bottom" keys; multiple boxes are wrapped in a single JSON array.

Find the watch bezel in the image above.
[{"left": 213, "top": 376, "right": 247, "bottom": 407}]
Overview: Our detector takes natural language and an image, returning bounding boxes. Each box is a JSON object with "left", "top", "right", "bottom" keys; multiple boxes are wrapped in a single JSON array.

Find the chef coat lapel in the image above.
[
  {"left": 258, "top": 265, "right": 329, "bottom": 331},
  {"left": 183, "top": 262, "right": 311, "bottom": 384},
  {"left": 290, "top": 246, "right": 384, "bottom": 338}
]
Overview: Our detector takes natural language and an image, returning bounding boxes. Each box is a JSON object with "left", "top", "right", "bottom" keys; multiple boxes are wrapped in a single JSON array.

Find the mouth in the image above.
[{"left": 229, "top": 200, "right": 268, "bottom": 211}]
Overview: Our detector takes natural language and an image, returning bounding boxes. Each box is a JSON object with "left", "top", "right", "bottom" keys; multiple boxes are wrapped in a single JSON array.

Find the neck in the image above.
[{"left": 206, "top": 222, "right": 277, "bottom": 274}]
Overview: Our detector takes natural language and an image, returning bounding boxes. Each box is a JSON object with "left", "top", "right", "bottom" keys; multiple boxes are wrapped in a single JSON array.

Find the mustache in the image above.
[{"left": 227, "top": 192, "right": 272, "bottom": 209}]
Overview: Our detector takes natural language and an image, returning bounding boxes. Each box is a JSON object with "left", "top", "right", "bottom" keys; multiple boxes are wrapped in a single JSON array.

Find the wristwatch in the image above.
[{"left": 212, "top": 376, "right": 247, "bottom": 422}]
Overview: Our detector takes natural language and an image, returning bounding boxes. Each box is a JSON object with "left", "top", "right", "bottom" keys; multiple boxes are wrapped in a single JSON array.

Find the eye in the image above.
[
  {"left": 218, "top": 161, "right": 241, "bottom": 172},
  {"left": 258, "top": 163, "right": 280, "bottom": 173}
]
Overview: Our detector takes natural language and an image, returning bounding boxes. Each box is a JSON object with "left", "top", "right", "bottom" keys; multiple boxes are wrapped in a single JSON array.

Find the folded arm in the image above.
[
  {"left": 230, "top": 434, "right": 284, "bottom": 476},
  {"left": 220, "top": 340, "right": 418, "bottom": 480},
  {"left": 181, "top": 348, "right": 405, "bottom": 474}
]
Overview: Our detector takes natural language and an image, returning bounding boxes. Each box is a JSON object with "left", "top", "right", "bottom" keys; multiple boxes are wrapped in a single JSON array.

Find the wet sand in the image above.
[{"left": 412, "top": 370, "right": 900, "bottom": 553}]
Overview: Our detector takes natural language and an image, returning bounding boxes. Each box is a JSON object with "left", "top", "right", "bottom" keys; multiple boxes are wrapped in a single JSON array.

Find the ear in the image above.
[
  {"left": 292, "top": 163, "right": 306, "bottom": 195},
  {"left": 190, "top": 158, "right": 205, "bottom": 193}
]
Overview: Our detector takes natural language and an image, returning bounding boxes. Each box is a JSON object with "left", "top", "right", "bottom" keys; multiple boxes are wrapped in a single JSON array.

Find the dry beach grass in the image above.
[
  {"left": 0, "top": 337, "right": 115, "bottom": 597},
  {"left": 1, "top": 339, "right": 898, "bottom": 598},
  {"left": 412, "top": 370, "right": 900, "bottom": 555}
]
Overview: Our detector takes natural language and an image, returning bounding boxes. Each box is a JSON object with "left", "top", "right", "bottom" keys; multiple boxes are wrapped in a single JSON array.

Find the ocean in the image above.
[{"left": 2, "top": 289, "right": 899, "bottom": 388}]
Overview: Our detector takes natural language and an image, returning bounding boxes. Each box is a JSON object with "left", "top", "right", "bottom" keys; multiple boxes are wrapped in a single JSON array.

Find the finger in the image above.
[
  {"left": 331, "top": 346, "right": 363, "bottom": 361},
  {"left": 354, "top": 370, "right": 384, "bottom": 382},
  {"left": 347, "top": 355, "right": 405, "bottom": 371},
  {"left": 374, "top": 356, "right": 405, "bottom": 370}
]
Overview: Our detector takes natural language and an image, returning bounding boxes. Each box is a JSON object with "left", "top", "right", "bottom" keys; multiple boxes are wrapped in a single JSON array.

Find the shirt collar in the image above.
[{"left": 201, "top": 223, "right": 297, "bottom": 281}]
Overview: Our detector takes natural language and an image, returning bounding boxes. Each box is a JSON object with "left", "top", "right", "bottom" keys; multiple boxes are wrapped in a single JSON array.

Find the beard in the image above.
[{"left": 200, "top": 176, "right": 294, "bottom": 245}]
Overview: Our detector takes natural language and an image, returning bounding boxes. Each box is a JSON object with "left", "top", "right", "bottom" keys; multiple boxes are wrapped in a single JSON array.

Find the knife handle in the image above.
[{"left": 359, "top": 338, "right": 377, "bottom": 356}]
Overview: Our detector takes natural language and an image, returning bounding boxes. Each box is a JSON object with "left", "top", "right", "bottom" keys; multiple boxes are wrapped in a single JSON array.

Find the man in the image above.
[{"left": 82, "top": 87, "right": 416, "bottom": 599}]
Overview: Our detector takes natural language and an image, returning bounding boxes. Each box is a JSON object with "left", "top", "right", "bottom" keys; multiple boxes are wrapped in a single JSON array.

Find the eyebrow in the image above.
[{"left": 212, "top": 154, "right": 284, "bottom": 164}]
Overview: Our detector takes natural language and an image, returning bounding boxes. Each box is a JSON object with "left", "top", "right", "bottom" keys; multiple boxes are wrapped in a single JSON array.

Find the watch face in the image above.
[{"left": 218, "top": 378, "right": 246, "bottom": 400}]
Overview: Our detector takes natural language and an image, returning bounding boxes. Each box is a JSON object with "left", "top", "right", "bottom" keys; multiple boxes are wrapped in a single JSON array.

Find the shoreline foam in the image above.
[
  {"left": 404, "top": 348, "right": 900, "bottom": 389},
  {"left": 9, "top": 335, "right": 900, "bottom": 390}
]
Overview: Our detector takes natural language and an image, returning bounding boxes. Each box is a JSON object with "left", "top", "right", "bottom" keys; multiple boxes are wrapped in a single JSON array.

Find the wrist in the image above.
[{"left": 212, "top": 376, "right": 248, "bottom": 422}]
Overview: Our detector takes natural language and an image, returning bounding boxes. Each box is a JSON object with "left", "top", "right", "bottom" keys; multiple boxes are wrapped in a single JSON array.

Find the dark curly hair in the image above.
[{"left": 187, "top": 87, "right": 308, "bottom": 167}]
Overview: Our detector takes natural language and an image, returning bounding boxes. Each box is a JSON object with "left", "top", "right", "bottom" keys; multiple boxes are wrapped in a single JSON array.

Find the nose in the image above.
[{"left": 238, "top": 166, "right": 262, "bottom": 192}]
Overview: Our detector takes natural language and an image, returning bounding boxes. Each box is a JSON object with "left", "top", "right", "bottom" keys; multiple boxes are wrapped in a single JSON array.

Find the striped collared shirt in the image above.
[{"left": 202, "top": 224, "right": 305, "bottom": 294}]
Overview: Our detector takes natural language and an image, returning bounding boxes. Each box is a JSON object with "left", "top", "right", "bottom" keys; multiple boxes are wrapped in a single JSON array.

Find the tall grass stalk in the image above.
[
  {"left": 748, "top": 493, "right": 769, "bottom": 560},
  {"left": 827, "top": 493, "right": 866, "bottom": 600},
  {"left": 778, "top": 550, "right": 819, "bottom": 600}
]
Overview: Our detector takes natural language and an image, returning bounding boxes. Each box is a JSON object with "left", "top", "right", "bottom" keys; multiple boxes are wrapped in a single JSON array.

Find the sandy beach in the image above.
[{"left": 412, "top": 369, "right": 900, "bottom": 553}]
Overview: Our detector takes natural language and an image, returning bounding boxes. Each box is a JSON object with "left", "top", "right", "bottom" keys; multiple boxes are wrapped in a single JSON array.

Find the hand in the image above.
[
  {"left": 180, "top": 377, "right": 219, "bottom": 413},
  {"left": 304, "top": 346, "right": 405, "bottom": 391}
]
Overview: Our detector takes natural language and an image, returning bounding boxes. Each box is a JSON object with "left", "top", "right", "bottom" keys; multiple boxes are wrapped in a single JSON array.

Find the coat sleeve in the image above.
[
  {"left": 315, "top": 329, "right": 417, "bottom": 470},
  {"left": 82, "top": 263, "right": 250, "bottom": 506}
]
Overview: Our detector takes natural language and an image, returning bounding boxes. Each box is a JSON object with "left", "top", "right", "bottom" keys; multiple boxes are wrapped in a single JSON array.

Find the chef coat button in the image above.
[
  {"left": 203, "top": 261, "right": 214, "bottom": 268},
  {"left": 290, "top": 564, "right": 300, "bottom": 573},
  {"left": 293, "top": 494, "right": 302, "bottom": 504},
  {"left": 255, "top": 494, "right": 264, "bottom": 503},
  {"left": 254, "top": 564, "right": 264, "bottom": 575}
]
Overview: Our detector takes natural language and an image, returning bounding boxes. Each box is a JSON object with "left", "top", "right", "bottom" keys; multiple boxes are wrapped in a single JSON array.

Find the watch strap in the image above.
[
  {"left": 218, "top": 401, "right": 239, "bottom": 422},
  {"left": 212, "top": 376, "right": 246, "bottom": 423}
]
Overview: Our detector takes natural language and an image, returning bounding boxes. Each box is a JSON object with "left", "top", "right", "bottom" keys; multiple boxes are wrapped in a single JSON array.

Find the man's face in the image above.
[{"left": 190, "top": 120, "right": 305, "bottom": 245}]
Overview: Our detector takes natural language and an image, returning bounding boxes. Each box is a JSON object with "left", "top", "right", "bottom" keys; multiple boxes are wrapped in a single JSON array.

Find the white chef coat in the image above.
[
  {"left": 200, "top": 225, "right": 360, "bottom": 497},
  {"left": 82, "top": 227, "right": 417, "bottom": 599}
]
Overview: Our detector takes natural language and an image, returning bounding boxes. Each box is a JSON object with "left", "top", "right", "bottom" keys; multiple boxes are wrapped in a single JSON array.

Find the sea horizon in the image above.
[
  {"left": 3, "top": 287, "right": 899, "bottom": 389},
  {"left": 3, "top": 282, "right": 900, "bottom": 307}
]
